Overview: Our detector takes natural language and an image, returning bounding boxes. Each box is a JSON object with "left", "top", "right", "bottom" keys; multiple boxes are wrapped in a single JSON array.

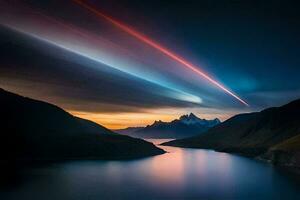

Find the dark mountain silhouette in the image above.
[
  {"left": 115, "top": 127, "right": 144, "bottom": 135},
  {"left": 115, "top": 113, "right": 220, "bottom": 139},
  {"left": 163, "top": 99, "right": 300, "bottom": 165},
  {"left": 0, "top": 88, "right": 164, "bottom": 161}
]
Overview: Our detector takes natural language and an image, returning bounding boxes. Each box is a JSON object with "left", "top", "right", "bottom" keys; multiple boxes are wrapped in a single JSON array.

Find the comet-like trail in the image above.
[
  {"left": 1, "top": 1, "right": 204, "bottom": 105},
  {"left": 73, "top": 0, "right": 249, "bottom": 106}
]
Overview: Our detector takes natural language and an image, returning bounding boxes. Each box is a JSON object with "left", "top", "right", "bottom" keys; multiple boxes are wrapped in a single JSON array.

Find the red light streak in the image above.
[{"left": 73, "top": 0, "right": 249, "bottom": 106}]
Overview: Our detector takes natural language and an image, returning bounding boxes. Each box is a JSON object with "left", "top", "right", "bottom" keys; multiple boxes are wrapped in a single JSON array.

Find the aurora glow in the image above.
[
  {"left": 73, "top": 0, "right": 248, "bottom": 106},
  {"left": 3, "top": 24, "right": 202, "bottom": 105},
  {"left": 1, "top": 0, "right": 299, "bottom": 129}
]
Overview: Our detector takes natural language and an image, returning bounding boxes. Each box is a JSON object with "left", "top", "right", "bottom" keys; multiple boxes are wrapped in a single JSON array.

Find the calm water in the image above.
[{"left": 1, "top": 139, "right": 300, "bottom": 200}]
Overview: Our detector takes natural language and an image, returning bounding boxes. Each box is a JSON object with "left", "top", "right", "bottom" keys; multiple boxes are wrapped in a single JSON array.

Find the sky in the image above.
[{"left": 0, "top": 0, "right": 300, "bottom": 129}]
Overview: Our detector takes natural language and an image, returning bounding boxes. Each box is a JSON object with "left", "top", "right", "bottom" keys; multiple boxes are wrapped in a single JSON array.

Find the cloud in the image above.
[
  {"left": 246, "top": 90, "right": 300, "bottom": 109},
  {"left": 0, "top": 28, "right": 203, "bottom": 113}
]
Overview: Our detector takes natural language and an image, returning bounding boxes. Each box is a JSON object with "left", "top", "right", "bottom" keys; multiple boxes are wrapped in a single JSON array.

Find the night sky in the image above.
[{"left": 1, "top": 0, "right": 299, "bottom": 128}]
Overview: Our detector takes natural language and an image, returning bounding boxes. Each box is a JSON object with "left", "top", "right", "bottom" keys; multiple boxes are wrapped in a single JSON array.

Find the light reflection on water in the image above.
[{"left": 1, "top": 139, "right": 300, "bottom": 200}]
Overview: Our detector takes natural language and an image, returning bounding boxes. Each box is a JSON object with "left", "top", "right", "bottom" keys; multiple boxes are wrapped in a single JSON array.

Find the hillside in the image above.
[
  {"left": 163, "top": 99, "right": 300, "bottom": 157},
  {"left": 0, "top": 88, "right": 165, "bottom": 161},
  {"left": 271, "top": 134, "right": 300, "bottom": 152}
]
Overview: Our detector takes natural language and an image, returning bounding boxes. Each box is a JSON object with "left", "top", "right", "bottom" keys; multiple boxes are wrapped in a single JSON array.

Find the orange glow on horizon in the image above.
[
  {"left": 69, "top": 111, "right": 179, "bottom": 129},
  {"left": 69, "top": 109, "right": 235, "bottom": 129}
]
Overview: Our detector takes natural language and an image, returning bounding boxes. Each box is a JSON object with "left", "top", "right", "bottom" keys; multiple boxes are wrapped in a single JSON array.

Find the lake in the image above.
[{"left": 1, "top": 139, "right": 300, "bottom": 200}]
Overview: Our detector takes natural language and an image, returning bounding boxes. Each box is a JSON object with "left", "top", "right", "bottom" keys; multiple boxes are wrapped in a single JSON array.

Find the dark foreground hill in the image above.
[
  {"left": 116, "top": 113, "right": 220, "bottom": 139},
  {"left": 163, "top": 99, "right": 300, "bottom": 167},
  {"left": 0, "top": 88, "right": 164, "bottom": 161}
]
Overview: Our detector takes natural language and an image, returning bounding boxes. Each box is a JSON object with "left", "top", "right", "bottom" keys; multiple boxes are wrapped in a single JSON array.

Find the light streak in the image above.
[
  {"left": 73, "top": 0, "right": 249, "bottom": 106},
  {"left": 2, "top": 24, "right": 202, "bottom": 104}
]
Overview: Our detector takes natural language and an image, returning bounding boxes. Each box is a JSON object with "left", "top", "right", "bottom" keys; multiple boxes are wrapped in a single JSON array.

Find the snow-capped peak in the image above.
[{"left": 179, "top": 113, "right": 220, "bottom": 126}]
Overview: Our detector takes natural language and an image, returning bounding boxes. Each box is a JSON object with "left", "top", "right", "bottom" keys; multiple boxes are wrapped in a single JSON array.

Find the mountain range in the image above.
[
  {"left": 0, "top": 88, "right": 164, "bottom": 161},
  {"left": 115, "top": 113, "right": 220, "bottom": 139},
  {"left": 163, "top": 99, "right": 300, "bottom": 168}
]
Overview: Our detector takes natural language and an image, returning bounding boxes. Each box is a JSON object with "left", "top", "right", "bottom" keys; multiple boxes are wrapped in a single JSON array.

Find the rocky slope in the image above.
[{"left": 261, "top": 134, "right": 300, "bottom": 168}]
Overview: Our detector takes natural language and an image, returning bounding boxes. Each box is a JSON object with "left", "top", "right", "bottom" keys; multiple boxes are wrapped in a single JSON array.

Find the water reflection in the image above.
[
  {"left": 1, "top": 139, "right": 300, "bottom": 200},
  {"left": 150, "top": 147, "right": 185, "bottom": 184}
]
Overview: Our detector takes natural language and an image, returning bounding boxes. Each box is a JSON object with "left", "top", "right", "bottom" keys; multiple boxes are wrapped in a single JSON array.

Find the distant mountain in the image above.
[
  {"left": 115, "top": 113, "right": 220, "bottom": 139},
  {"left": 0, "top": 88, "right": 164, "bottom": 161},
  {"left": 179, "top": 113, "right": 220, "bottom": 126},
  {"left": 115, "top": 127, "right": 144, "bottom": 135},
  {"left": 162, "top": 99, "right": 300, "bottom": 167}
]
